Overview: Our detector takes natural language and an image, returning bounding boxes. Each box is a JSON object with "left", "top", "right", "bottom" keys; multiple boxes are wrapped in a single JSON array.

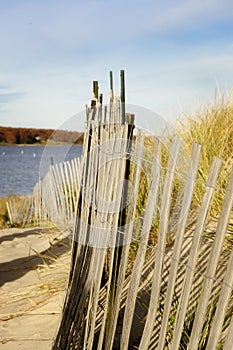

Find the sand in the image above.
[{"left": 0, "top": 226, "right": 71, "bottom": 349}]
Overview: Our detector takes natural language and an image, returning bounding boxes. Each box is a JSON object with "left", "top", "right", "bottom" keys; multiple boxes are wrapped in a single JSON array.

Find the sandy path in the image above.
[{"left": 0, "top": 227, "right": 71, "bottom": 349}]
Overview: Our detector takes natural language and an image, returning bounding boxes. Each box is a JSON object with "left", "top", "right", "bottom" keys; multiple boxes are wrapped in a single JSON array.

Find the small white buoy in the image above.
[
  {"left": 33, "top": 153, "right": 36, "bottom": 157},
  {"left": 2, "top": 152, "right": 5, "bottom": 155},
  {"left": 21, "top": 150, "right": 24, "bottom": 154}
]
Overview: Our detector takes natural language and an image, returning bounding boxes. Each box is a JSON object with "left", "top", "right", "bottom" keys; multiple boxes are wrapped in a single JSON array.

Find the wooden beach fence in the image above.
[
  {"left": 51, "top": 72, "right": 233, "bottom": 349},
  {"left": 6, "top": 154, "right": 83, "bottom": 229},
  {"left": 5, "top": 71, "right": 232, "bottom": 349}
]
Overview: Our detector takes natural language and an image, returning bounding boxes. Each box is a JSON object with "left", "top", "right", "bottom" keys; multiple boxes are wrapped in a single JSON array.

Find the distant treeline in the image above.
[{"left": 0, "top": 126, "right": 84, "bottom": 145}]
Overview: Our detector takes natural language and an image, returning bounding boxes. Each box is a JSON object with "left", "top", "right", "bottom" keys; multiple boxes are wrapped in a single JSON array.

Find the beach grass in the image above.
[
  {"left": 1, "top": 90, "right": 233, "bottom": 348},
  {"left": 0, "top": 229, "right": 70, "bottom": 320},
  {"left": 175, "top": 91, "right": 233, "bottom": 214},
  {"left": 0, "top": 196, "right": 13, "bottom": 228},
  {"left": 0, "top": 195, "right": 25, "bottom": 229}
]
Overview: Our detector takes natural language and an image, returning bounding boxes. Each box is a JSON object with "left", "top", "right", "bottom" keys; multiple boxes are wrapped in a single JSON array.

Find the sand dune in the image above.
[{"left": 0, "top": 227, "right": 71, "bottom": 349}]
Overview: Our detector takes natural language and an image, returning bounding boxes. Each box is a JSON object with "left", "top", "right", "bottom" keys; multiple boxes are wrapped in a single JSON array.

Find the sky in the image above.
[{"left": 0, "top": 0, "right": 233, "bottom": 131}]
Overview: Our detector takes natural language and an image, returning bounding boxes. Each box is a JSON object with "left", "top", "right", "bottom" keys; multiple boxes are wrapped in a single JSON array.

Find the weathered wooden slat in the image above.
[
  {"left": 82, "top": 124, "right": 108, "bottom": 348},
  {"left": 171, "top": 157, "right": 223, "bottom": 350},
  {"left": 206, "top": 246, "right": 233, "bottom": 349},
  {"left": 87, "top": 128, "right": 123, "bottom": 349},
  {"left": 138, "top": 136, "right": 181, "bottom": 350},
  {"left": 188, "top": 166, "right": 233, "bottom": 350},
  {"left": 59, "top": 162, "right": 71, "bottom": 223},
  {"left": 120, "top": 137, "right": 162, "bottom": 350},
  {"left": 157, "top": 142, "right": 202, "bottom": 350},
  {"left": 7, "top": 73, "right": 233, "bottom": 350},
  {"left": 64, "top": 162, "right": 72, "bottom": 223},
  {"left": 98, "top": 124, "right": 130, "bottom": 350},
  {"left": 6, "top": 201, "right": 13, "bottom": 226},
  {"left": 105, "top": 130, "right": 146, "bottom": 350},
  {"left": 96, "top": 126, "right": 120, "bottom": 350},
  {"left": 223, "top": 311, "right": 233, "bottom": 350}
]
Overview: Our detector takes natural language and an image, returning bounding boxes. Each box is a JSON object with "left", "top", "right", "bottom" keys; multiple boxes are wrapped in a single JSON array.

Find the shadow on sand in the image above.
[{"left": 0, "top": 230, "right": 71, "bottom": 287}]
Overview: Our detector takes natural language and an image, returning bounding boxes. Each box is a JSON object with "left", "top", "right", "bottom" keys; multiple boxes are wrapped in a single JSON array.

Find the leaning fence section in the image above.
[
  {"left": 6, "top": 156, "right": 82, "bottom": 229},
  {"left": 5, "top": 71, "right": 233, "bottom": 349},
  {"left": 52, "top": 73, "right": 233, "bottom": 350}
]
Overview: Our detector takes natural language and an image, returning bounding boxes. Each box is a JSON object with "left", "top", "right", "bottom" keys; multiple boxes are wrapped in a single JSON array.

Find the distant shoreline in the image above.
[
  {"left": 0, "top": 142, "right": 83, "bottom": 146},
  {"left": 0, "top": 126, "right": 84, "bottom": 145}
]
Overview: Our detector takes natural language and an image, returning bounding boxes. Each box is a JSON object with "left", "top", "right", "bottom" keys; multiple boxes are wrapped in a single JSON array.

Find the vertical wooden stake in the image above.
[
  {"left": 120, "top": 69, "right": 126, "bottom": 124},
  {"left": 110, "top": 71, "right": 113, "bottom": 96},
  {"left": 99, "top": 93, "right": 103, "bottom": 105},
  {"left": 93, "top": 80, "right": 98, "bottom": 99},
  {"left": 91, "top": 81, "right": 99, "bottom": 108}
]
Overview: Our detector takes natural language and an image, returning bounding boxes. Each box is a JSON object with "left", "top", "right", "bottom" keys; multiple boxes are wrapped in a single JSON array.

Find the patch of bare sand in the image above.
[{"left": 0, "top": 227, "right": 71, "bottom": 349}]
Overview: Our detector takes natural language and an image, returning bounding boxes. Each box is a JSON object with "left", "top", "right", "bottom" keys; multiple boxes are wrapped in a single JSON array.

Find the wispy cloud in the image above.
[
  {"left": 0, "top": 92, "right": 25, "bottom": 104},
  {"left": 143, "top": 0, "right": 233, "bottom": 32},
  {"left": 0, "top": 84, "right": 11, "bottom": 90},
  {"left": 1, "top": 0, "right": 233, "bottom": 55},
  {"left": 0, "top": 0, "right": 232, "bottom": 128}
]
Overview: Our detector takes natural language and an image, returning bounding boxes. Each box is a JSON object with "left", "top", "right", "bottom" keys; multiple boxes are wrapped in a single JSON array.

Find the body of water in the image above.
[{"left": 0, "top": 145, "right": 83, "bottom": 197}]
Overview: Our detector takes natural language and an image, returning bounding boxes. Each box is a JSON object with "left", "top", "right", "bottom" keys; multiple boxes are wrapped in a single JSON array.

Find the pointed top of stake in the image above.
[
  {"left": 91, "top": 80, "right": 99, "bottom": 108},
  {"left": 93, "top": 81, "right": 99, "bottom": 99},
  {"left": 110, "top": 71, "right": 113, "bottom": 93},
  {"left": 110, "top": 71, "right": 114, "bottom": 102},
  {"left": 120, "top": 69, "right": 126, "bottom": 123}
]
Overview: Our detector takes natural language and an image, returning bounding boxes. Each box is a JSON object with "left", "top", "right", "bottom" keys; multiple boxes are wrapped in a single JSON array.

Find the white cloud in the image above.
[
  {"left": 0, "top": 0, "right": 233, "bottom": 129},
  {"left": 2, "top": 48, "right": 232, "bottom": 129},
  {"left": 144, "top": 0, "right": 233, "bottom": 32},
  {"left": 1, "top": 0, "right": 233, "bottom": 57}
]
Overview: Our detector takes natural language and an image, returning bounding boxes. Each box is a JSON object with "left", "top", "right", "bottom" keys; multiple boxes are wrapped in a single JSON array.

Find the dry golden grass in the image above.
[
  {"left": 0, "top": 197, "right": 7, "bottom": 228},
  {"left": 175, "top": 90, "right": 233, "bottom": 218},
  {"left": 0, "top": 236, "right": 70, "bottom": 320},
  {"left": 0, "top": 196, "right": 22, "bottom": 228}
]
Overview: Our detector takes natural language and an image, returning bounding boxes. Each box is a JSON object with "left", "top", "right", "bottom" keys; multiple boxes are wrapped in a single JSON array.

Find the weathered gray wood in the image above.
[
  {"left": 50, "top": 165, "right": 63, "bottom": 221},
  {"left": 59, "top": 162, "right": 71, "bottom": 223},
  {"left": 98, "top": 124, "right": 130, "bottom": 349},
  {"left": 104, "top": 130, "right": 145, "bottom": 350},
  {"left": 7, "top": 73, "right": 233, "bottom": 350},
  {"left": 96, "top": 126, "right": 120, "bottom": 350},
  {"left": 188, "top": 166, "right": 233, "bottom": 350},
  {"left": 120, "top": 69, "right": 125, "bottom": 124},
  {"left": 171, "top": 157, "right": 223, "bottom": 350},
  {"left": 206, "top": 247, "right": 233, "bottom": 350},
  {"left": 82, "top": 126, "right": 112, "bottom": 349},
  {"left": 138, "top": 136, "right": 181, "bottom": 350},
  {"left": 223, "top": 311, "right": 233, "bottom": 350},
  {"left": 48, "top": 164, "right": 63, "bottom": 224},
  {"left": 64, "top": 161, "right": 75, "bottom": 221},
  {"left": 22, "top": 195, "right": 33, "bottom": 227},
  {"left": 6, "top": 201, "right": 13, "bottom": 226},
  {"left": 120, "top": 137, "right": 162, "bottom": 350},
  {"left": 157, "top": 142, "right": 202, "bottom": 350},
  {"left": 52, "top": 101, "right": 134, "bottom": 348}
]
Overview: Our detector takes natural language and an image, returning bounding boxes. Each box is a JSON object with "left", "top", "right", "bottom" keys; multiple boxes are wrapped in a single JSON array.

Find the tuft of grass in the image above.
[
  {"left": 175, "top": 90, "right": 233, "bottom": 219},
  {"left": 0, "top": 239, "right": 70, "bottom": 320},
  {"left": 135, "top": 92, "right": 233, "bottom": 347},
  {"left": 0, "top": 195, "right": 22, "bottom": 228}
]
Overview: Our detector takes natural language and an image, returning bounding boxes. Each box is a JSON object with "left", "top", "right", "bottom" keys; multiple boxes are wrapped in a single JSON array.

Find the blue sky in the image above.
[{"left": 0, "top": 0, "right": 233, "bottom": 131}]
